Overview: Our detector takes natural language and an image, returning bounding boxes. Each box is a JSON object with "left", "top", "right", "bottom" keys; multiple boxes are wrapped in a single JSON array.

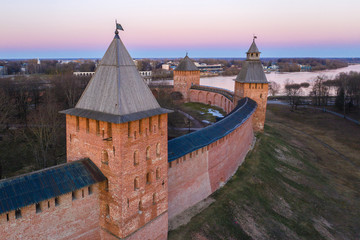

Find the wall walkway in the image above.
[{"left": 167, "top": 98, "right": 257, "bottom": 219}]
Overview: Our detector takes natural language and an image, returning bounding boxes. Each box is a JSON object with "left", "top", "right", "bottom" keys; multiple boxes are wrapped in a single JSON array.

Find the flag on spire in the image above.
[{"left": 116, "top": 23, "right": 124, "bottom": 31}]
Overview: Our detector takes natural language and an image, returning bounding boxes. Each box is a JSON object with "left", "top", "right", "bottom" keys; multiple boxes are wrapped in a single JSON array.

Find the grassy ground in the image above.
[
  {"left": 168, "top": 104, "right": 360, "bottom": 240},
  {"left": 168, "top": 102, "right": 227, "bottom": 139},
  {"left": 180, "top": 102, "right": 226, "bottom": 123}
]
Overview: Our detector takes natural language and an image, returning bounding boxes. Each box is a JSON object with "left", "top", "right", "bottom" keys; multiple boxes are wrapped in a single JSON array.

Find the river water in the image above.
[{"left": 200, "top": 64, "right": 360, "bottom": 95}]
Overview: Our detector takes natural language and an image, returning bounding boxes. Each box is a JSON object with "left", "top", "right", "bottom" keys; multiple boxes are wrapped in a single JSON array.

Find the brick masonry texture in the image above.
[
  {"left": 0, "top": 184, "right": 102, "bottom": 240},
  {"left": 189, "top": 89, "right": 234, "bottom": 113},
  {"left": 173, "top": 70, "right": 200, "bottom": 100},
  {"left": 234, "top": 82, "right": 268, "bottom": 131},
  {"left": 168, "top": 115, "right": 254, "bottom": 219},
  {"left": 66, "top": 113, "right": 169, "bottom": 239}
]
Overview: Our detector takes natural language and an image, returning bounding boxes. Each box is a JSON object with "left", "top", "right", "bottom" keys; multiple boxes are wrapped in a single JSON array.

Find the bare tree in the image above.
[
  {"left": 269, "top": 81, "right": 280, "bottom": 96},
  {"left": 0, "top": 89, "right": 14, "bottom": 129},
  {"left": 25, "top": 91, "right": 64, "bottom": 168},
  {"left": 284, "top": 80, "right": 309, "bottom": 110},
  {"left": 53, "top": 74, "right": 90, "bottom": 108},
  {"left": 310, "top": 75, "right": 330, "bottom": 106}
]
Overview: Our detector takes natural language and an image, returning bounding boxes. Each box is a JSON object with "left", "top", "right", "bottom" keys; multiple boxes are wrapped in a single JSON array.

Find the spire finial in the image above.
[
  {"left": 253, "top": 34, "right": 257, "bottom": 41},
  {"left": 186, "top": 51, "right": 188, "bottom": 57},
  {"left": 115, "top": 19, "right": 119, "bottom": 35},
  {"left": 114, "top": 20, "right": 124, "bottom": 36}
]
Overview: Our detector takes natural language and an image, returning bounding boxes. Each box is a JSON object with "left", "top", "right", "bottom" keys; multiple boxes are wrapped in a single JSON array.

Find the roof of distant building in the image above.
[
  {"left": 175, "top": 55, "right": 199, "bottom": 71},
  {"left": 0, "top": 159, "right": 106, "bottom": 215},
  {"left": 61, "top": 30, "right": 171, "bottom": 123}
]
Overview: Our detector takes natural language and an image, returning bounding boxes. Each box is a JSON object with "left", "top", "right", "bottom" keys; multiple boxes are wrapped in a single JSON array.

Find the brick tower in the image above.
[
  {"left": 61, "top": 26, "right": 171, "bottom": 239},
  {"left": 173, "top": 54, "right": 200, "bottom": 101},
  {"left": 234, "top": 37, "right": 269, "bottom": 131}
]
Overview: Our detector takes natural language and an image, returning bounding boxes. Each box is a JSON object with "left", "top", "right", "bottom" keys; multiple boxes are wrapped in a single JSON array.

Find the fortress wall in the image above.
[
  {"left": 189, "top": 89, "right": 234, "bottom": 113},
  {"left": 167, "top": 116, "right": 254, "bottom": 220},
  {"left": 0, "top": 183, "right": 102, "bottom": 240},
  {"left": 208, "top": 116, "right": 254, "bottom": 191},
  {"left": 167, "top": 148, "right": 212, "bottom": 219}
]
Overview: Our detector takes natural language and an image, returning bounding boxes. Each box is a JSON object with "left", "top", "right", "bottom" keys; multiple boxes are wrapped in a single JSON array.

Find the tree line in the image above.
[
  {"left": 270, "top": 71, "right": 360, "bottom": 112},
  {"left": 0, "top": 59, "right": 96, "bottom": 75},
  {"left": 276, "top": 58, "right": 348, "bottom": 72},
  {"left": 0, "top": 74, "right": 91, "bottom": 179}
]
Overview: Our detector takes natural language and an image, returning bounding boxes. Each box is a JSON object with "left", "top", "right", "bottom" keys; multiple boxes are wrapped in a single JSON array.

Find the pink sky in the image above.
[{"left": 1, "top": 0, "right": 359, "bottom": 58}]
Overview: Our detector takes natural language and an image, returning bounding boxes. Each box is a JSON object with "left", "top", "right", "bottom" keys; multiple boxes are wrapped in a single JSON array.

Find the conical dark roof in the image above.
[
  {"left": 175, "top": 55, "right": 199, "bottom": 71},
  {"left": 61, "top": 32, "right": 171, "bottom": 123},
  {"left": 235, "top": 61, "right": 267, "bottom": 83},
  {"left": 235, "top": 39, "right": 268, "bottom": 84},
  {"left": 247, "top": 40, "right": 260, "bottom": 53}
]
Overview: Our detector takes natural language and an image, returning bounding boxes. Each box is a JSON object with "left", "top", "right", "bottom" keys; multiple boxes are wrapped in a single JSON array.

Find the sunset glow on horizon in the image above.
[{"left": 1, "top": 0, "right": 360, "bottom": 58}]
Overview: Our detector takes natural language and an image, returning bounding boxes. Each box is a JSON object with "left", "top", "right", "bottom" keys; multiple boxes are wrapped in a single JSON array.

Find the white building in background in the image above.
[
  {"left": 73, "top": 72, "right": 95, "bottom": 76},
  {"left": 194, "top": 62, "right": 223, "bottom": 72},
  {"left": 139, "top": 71, "right": 152, "bottom": 84},
  {"left": 162, "top": 64, "right": 170, "bottom": 70}
]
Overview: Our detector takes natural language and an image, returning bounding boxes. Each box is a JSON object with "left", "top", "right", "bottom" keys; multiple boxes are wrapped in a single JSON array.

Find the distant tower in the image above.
[
  {"left": 61, "top": 26, "right": 171, "bottom": 239},
  {"left": 234, "top": 37, "right": 269, "bottom": 131},
  {"left": 173, "top": 54, "right": 200, "bottom": 101}
]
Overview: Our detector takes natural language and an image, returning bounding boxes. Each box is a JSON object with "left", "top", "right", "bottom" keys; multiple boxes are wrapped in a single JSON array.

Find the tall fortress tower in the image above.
[
  {"left": 234, "top": 37, "right": 269, "bottom": 131},
  {"left": 173, "top": 54, "right": 200, "bottom": 101},
  {"left": 61, "top": 28, "right": 171, "bottom": 239}
]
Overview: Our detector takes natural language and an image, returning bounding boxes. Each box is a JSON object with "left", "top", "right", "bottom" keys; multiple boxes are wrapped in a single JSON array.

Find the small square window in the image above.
[
  {"left": 72, "top": 191, "right": 77, "bottom": 200},
  {"left": 55, "top": 197, "right": 59, "bottom": 206},
  {"left": 15, "top": 209, "right": 22, "bottom": 219},
  {"left": 88, "top": 186, "right": 93, "bottom": 195},
  {"left": 36, "top": 203, "right": 41, "bottom": 213}
]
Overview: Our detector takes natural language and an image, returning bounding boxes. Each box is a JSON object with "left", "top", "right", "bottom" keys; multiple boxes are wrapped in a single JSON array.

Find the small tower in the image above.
[
  {"left": 61, "top": 26, "right": 171, "bottom": 239},
  {"left": 173, "top": 54, "right": 200, "bottom": 101},
  {"left": 234, "top": 37, "right": 268, "bottom": 131}
]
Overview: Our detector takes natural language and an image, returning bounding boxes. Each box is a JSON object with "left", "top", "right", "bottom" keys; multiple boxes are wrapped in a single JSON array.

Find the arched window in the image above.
[
  {"left": 134, "top": 177, "right": 139, "bottom": 190},
  {"left": 146, "top": 172, "right": 151, "bottom": 184},
  {"left": 153, "top": 193, "right": 157, "bottom": 204},
  {"left": 102, "top": 150, "right": 109, "bottom": 164},
  {"left": 156, "top": 143, "right": 161, "bottom": 157},
  {"left": 139, "top": 200, "right": 142, "bottom": 211},
  {"left": 156, "top": 168, "right": 161, "bottom": 180},
  {"left": 134, "top": 151, "right": 139, "bottom": 166},
  {"left": 260, "top": 94, "right": 263, "bottom": 98},
  {"left": 146, "top": 146, "right": 151, "bottom": 160},
  {"left": 105, "top": 204, "right": 110, "bottom": 218}
]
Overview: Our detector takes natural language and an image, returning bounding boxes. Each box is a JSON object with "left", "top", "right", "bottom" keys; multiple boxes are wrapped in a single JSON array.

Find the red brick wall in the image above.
[
  {"left": 189, "top": 89, "right": 234, "bottom": 113},
  {"left": 173, "top": 71, "right": 200, "bottom": 100},
  {"left": 234, "top": 82, "right": 268, "bottom": 131},
  {"left": 0, "top": 183, "right": 102, "bottom": 240},
  {"left": 100, "top": 212, "right": 168, "bottom": 240},
  {"left": 66, "top": 113, "right": 169, "bottom": 238},
  {"left": 168, "top": 116, "right": 254, "bottom": 219}
]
